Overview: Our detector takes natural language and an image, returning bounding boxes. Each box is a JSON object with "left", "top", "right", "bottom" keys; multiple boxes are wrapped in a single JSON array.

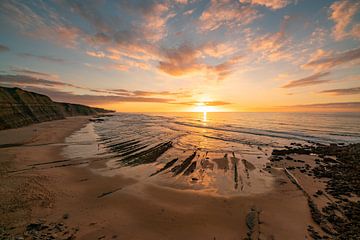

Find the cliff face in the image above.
[{"left": 0, "top": 86, "right": 113, "bottom": 130}]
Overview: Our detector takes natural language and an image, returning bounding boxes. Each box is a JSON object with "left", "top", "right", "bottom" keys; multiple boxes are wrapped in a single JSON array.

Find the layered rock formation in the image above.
[{"left": 0, "top": 86, "right": 113, "bottom": 130}]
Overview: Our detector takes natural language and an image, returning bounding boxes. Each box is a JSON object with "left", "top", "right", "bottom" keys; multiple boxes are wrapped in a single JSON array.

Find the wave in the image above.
[{"left": 172, "top": 120, "right": 358, "bottom": 144}]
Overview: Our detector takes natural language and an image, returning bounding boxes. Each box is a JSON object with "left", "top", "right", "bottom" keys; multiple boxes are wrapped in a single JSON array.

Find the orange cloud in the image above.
[
  {"left": 86, "top": 51, "right": 106, "bottom": 58},
  {"left": 158, "top": 43, "right": 243, "bottom": 81},
  {"left": 202, "top": 42, "right": 237, "bottom": 58},
  {"left": 329, "top": 0, "right": 360, "bottom": 41},
  {"left": 208, "top": 55, "right": 244, "bottom": 81},
  {"left": 239, "top": 0, "right": 291, "bottom": 10},
  {"left": 249, "top": 16, "right": 292, "bottom": 62},
  {"left": 158, "top": 44, "right": 204, "bottom": 76},
  {"left": 199, "top": 0, "right": 259, "bottom": 32}
]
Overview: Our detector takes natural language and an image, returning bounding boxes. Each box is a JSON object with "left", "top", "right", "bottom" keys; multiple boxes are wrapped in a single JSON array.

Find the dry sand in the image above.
[{"left": 0, "top": 117, "right": 323, "bottom": 239}]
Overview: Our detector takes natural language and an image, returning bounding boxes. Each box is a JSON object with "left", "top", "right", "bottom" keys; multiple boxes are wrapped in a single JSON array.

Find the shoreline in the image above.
[{"left": 0, "top": 116, "right": 358, "bottom": 239}]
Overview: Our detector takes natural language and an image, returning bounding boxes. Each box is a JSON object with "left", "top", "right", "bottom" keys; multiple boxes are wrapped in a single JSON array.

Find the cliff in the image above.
[{"left": 0, "top": 86, "right": 114, "bottom": 130}]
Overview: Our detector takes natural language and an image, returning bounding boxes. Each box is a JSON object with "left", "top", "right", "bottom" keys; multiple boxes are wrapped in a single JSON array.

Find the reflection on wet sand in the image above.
[{"left": 62, "top": 115, "right": 275, "bottom": 197}]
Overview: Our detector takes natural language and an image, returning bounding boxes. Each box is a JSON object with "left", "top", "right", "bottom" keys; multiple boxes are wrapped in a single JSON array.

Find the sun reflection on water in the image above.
[{"left": 203, "top": 111, "right": 207, "bottom": 122}]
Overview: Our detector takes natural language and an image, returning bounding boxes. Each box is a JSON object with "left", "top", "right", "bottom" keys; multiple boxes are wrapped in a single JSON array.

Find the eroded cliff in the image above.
[{"left": 0, "top": 86, "right": 113, "bottom": 130}]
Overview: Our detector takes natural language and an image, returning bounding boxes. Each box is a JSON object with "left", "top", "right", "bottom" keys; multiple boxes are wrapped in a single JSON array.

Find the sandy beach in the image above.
[
  {"left": 0, "top": 116, "right": 358, "bottom": 240},
  {"left": 1, "top": 0, "right": 360, "bottom": 239}
]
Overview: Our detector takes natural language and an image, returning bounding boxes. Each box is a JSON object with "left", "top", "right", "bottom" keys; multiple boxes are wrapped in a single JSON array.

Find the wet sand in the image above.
[{"left": 0, "top": 117, "right": 352, "bottom": 239}]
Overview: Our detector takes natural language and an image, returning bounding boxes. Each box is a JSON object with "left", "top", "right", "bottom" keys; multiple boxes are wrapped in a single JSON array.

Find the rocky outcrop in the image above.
[{"left": 0, "top": 86, "right": 114, "bottom": 130}]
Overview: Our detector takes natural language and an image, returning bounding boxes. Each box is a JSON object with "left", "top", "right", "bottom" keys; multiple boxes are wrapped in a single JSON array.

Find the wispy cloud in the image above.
[
  {"left": 249, "top": 15, "right": 293, "bottom": 62},
  {"left": 282, "top": 72, "right": 331, "bottom": 88},
  {"left": 303, "top": 47, "right": 360, "bottom": 71},
  {"left": 0, "top": 1, "right": 83, "bottom": 48},
  {"left": 18, "top": 53, "right": 65, "bottom": 63},
  {"left": 320, "top": 87, "right": 360, "bottom": 95},
  {"left": 199, "top": 0, "right": 260, "bottom": 32},
  {"left": 0, "top": 74, "right": 83, "bottom": 89},
  {"left": 9, "top": 67, "right": 56, "bottom": 78}
]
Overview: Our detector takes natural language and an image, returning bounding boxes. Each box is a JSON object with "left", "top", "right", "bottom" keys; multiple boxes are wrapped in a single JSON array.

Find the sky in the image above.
[{"left": 0, "top": 0, "right": 359, "bottom": 112}]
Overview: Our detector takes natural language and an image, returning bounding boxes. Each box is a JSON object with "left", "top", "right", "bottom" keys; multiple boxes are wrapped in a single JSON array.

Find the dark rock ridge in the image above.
[{"left": 0, "top": 86, "right": 114, "bottom": 130}]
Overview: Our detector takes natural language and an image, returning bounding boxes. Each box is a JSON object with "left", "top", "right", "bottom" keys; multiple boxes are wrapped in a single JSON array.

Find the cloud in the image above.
[
  {"left": 0, "top": 44, "right": 10, "bottom": 52},
  {"left": 272, "top": 102, "right": 360, "bottom": 112},
  {"left": 18, "top": 53, "right": 65, "bottom": 63},
  {"left": 201, "top": 42, "right": 237, "bottom": 58},
  {"left": 9, "top": 68, "right": 56, "bottom": 78},
  {"left": 199, "top": 0, "right": 260, "bottom": 32},
  {"left": 158, "top": 44, "right": 204, "bottom": 76},
  {"left": 130, "top": 90, "right": 191, "bottom": 98},
  {"left": 0, "top": 1, "right": 83, "bottom": 48},
  {"left": 0, "top": 74, "right": 193, "bottom": 105},
  {"left": 86, "top": 51, "right": 106, "bottom": 58},
  {"left": 303, "top": 47, "right": 360, "bottom": 70},
  {"left": 288, "top": 102, "right": 360, "bottom": 110},
  {"left": 282, "top": 72, "right": 331, "bottom": 88},
  {"left": 17, "top": 86, "right": 174, "bottom": 105},
  {"left": 320, "top": 87, "right": 360, "bottom": 95},
  {"left": 208, "top": 55, "right": 244, "bottom": 81},
  {"left": 63, "top": 0, "right": 110, "bottom": 33},
  {"left": 183, "top": 8, "right": 195, "bottom": 15},
  {"left": 239, "top": 0, "right": 291, "bottom": 10},
  {"left": 329, "top": 0, "right": 360, "bottom": 41},
  {"left": 249, "top": 15, "right": 293, "bottom": 62},
  {"left": 158, "top": 43, "right": 243, "bottom": 80},
  {"left": 0, "top": 74, "right": 82, "bottom": 89}
]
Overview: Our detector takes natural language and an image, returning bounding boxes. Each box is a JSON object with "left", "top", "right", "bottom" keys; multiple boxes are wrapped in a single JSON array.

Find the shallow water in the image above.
[{"left": 62, "top": 112, "right": 360, "bottom": 196}]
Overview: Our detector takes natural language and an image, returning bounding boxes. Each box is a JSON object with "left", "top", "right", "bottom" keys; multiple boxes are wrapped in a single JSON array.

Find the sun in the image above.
[
  {"left": 192, "top": 102, "right": 217, "bottom": 113},
  {"left": 193, "top": 105, "right": 210, "bottom": 113}
]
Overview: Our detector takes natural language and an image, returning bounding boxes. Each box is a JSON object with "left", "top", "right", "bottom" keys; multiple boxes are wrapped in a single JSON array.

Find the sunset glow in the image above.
[{"left": 0, "top": 0, "right": 359, "bottom": 112}]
